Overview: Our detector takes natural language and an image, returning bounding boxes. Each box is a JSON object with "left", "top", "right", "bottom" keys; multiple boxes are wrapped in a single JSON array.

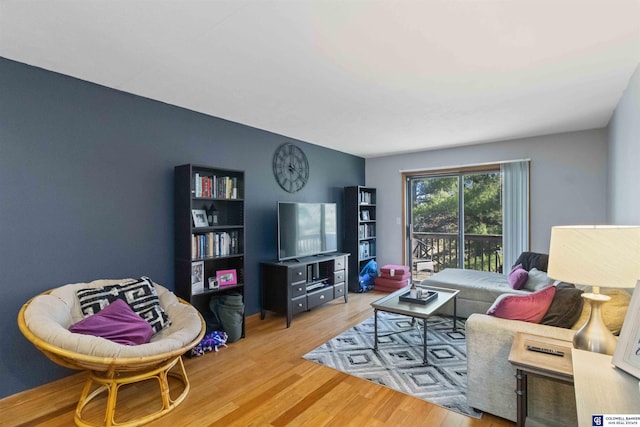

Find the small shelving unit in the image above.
[
  {"left": 344, "top": 186, "right": 377, "bottom": 292},
  {"left": 174, "top": 164, "right": 245, "bottom": 337}
]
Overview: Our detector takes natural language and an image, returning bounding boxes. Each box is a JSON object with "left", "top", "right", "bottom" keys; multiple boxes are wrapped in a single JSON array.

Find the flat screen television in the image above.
[{"left": 277, "top": 202, "right": 338, "bottom": 261}]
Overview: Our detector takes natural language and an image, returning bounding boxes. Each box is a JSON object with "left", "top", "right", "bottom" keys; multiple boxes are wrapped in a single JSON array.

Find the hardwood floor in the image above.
[{"left": 1, "top": 290, "right": 515, "bottom": 426}]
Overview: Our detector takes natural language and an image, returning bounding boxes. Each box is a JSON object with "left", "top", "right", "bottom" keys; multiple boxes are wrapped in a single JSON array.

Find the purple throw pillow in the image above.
[
  {"left": 69, "top": 299, "right": 153, "bottom": 345},
  {"left": 508, "top": 264, "right": 529, "bottom": 290},
  {"left": 487, "top": 285, "right": 557, "bottom": 323}
]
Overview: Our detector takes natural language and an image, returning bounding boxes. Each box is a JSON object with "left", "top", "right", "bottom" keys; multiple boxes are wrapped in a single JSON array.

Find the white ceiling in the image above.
[{"left": 1, "top": 1, "right": 639, "bottom": 158}]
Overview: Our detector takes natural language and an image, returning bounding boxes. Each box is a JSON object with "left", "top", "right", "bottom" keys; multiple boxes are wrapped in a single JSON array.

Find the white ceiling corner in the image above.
[{"left": 1, "top": 0, "right": 639, "bottom": 158}]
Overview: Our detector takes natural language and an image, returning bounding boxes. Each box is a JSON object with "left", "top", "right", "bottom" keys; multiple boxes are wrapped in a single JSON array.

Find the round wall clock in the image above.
[{"left": 273, "top": 143, "right": 309, "bottom": 193}]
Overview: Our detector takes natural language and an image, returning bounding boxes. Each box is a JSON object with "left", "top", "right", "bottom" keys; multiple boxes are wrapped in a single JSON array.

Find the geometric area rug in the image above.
[{"left": 303, "top": 311, "right": 482, "bottom": 419}]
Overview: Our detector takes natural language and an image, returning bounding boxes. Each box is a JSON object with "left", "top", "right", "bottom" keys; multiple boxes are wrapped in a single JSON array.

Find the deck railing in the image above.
[{"left": 413, "top": 232, "right": 503, "bottom": 273}]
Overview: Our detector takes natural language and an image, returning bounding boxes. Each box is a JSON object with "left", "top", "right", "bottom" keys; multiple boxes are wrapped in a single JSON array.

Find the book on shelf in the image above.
[
  {"left": 359, "top": 190, "right": 372, "bottom": 204},
  {"left": 231, "top": 177, "right": 238, "bottom": 199},
  {"left": 194, "top": 173, "right": 201, "bottom": 197},
  {"left": 367, "top": 224, "right": 375, "bottom": 237},
  {"left": 194, "top": 174, "right": 239, "bottom": 199},
  {"left": 359, "top": 241, "right": 370, "bottom": 258},
  {"left": 191, "top": 231, "right": 241, "bottom": 259},
  {"left": 359, "top": 224, "right": 375, "bottom": 239}
]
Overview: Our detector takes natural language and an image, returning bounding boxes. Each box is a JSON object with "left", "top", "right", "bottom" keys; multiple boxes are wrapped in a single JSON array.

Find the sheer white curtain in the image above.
[{"left": 501, "top": 160, "right": 530, "bottom": 273}]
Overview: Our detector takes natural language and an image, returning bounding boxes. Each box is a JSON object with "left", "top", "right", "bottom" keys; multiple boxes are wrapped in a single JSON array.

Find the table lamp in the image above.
[{"left": 547, "top": 225, "right": 640, "bottom": 355}]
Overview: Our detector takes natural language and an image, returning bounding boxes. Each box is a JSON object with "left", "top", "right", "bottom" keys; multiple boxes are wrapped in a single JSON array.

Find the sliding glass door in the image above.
[{"left": 406, "top": 170, "right": 503, "bottom": 280}]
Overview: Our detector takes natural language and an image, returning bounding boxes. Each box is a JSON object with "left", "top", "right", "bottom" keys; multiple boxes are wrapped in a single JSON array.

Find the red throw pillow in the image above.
[
  {"left": 508, "top": 264, "right": 529, "bottom": 290},
  {"left": 487, "top": 285, "right": 556, "bottom": 323},
  {"left": 69, "top": 299, "right": 153, "bottom": 345}
]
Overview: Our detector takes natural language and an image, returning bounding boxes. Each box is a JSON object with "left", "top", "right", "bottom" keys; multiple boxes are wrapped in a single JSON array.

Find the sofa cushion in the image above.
[
  {"left": 508, "top": 264, "right": 529, "bottom": 290},
  {"left": 514, "top": 251, "right": 549, "bottom": 272},
  {"left": 571, "top": 287, "right": 631, "bottom": 334},
  {"left": 540, "top": 283, "right": 584, "bottom": 328},
  {"left": 524, "top": 268, "right": 553, "bottom": 292},
  {"left": 69, "top": 299, "right": 153, "bottom": 345},
  {"left": 487, "top": 285, "right": 556, "bottom": 323}
]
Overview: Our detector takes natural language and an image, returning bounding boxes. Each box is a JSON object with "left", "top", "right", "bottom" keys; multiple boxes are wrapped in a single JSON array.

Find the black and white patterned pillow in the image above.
[{"left": 76, "top": 277, "right": 171, "bottom": 334}]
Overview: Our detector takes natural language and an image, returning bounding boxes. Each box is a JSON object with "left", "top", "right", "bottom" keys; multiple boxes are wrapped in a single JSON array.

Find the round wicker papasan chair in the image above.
[{"left": 18, "top": 278, "right": 205, "bottom": 427}]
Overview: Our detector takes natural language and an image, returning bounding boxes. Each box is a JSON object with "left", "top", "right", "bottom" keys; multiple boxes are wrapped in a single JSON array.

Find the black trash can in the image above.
[{"left": 210, "top": 293, "right": 244, "bottom": 343}]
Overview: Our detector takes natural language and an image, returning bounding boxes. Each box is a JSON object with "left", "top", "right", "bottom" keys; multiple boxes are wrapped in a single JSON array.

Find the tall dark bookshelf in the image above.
[
  {"left": 174, "top": 164, "right": 245, "bottom": 338},
  {"left": 344, "top": 186, "right": 376, "bottom": 292}
]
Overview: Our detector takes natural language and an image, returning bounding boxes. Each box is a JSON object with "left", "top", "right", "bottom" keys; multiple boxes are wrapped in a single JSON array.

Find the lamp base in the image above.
[{"left": 573, "top": 292, "right": 617, "bottom": 355}]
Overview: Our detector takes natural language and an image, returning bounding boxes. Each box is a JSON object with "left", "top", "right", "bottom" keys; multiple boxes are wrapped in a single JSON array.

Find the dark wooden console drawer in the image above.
[
  {"left": 307, "top": 287, "right": 333, "bottom": 309},
  {"left": 291, "top": 296, "right": 307, "bottom": 314},
  {"left": 334, "top": 256, "right": 345, "bottom": 270},
  {"left": 333, "top": 270, "right": 345, "bottom": 284},
  {"left": 290, "top": 281, "right": 305, "bottom": 298},
  {"left": 290, "top": 265, "right": 306, "bottom": 284},
  {"left": 334, "top": 284, "right": 345, "bottom": 298}
]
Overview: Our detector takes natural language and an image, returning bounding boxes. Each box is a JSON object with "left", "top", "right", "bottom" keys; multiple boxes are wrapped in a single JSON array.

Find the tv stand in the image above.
[{"left": 260, "top": 253, "right": 349, "bottom": 328}]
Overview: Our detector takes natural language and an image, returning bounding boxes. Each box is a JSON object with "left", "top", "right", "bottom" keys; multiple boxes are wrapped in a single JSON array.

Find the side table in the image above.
[
  {"left": 572, "top": 348, "right": 640, "bottom": 426},
  {"left": 508, "top": 332, "right": 574, "bottom": 427}
]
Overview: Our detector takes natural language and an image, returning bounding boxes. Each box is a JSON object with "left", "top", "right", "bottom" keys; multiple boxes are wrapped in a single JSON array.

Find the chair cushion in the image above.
[
  {"left": 76, "top": 277, "right": 170, "bottom": 334},
  {"left": 69, "top": 299, "right": 153, "bottom": 345},
  {"left": 24, "top": 279, "right": 203, "bottom": 359}
]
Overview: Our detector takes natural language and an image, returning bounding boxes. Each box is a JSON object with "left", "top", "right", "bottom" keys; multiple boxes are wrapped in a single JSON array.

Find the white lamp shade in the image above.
[{"left": 547, "top": 225, "right": 640, "bottom": 289}]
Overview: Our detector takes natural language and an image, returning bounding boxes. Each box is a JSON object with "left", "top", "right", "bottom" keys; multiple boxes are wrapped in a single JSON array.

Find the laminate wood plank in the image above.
[
  {"left": 0, "top": 371, "right": 85, "bottom": 422},
  {"left": 270, "top": 372, "right": 348, "bottom": 426},
  {"left": 206, "top": 374, "right": 305, "bottom": 426},
  {"left": 371, "top": 391, "right": 407, "bottom": 423},
  {"left": 2, "top": 290, "right": 515, "bottom": 426}
]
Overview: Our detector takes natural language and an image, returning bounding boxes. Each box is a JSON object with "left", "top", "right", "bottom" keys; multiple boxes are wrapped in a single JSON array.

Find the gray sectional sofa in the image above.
[
  {"left": 424, "top": 268, "right": 528, "bottom": 318},
  {"left": 424, "top": 251, "right": 553, "bottom": 318},
  {"left": 419, "top": 252, "right": 627, "bottom": 425}
]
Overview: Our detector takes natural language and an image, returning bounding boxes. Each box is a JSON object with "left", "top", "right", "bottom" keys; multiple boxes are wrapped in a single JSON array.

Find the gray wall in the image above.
[
  {"left": 365, "top": 129, "right": 609, "bottom": 267},
  {"left": 0, "top": 57, "right": 365, "bottom": 398},
  {"left": 608, "top": 64, "right": 640, "bottom": 224}
]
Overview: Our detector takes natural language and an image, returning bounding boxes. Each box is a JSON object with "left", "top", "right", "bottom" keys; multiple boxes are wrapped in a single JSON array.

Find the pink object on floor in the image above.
[
  {"left": 379, "top": 264, "right": 411, "bottom": 280},
  {"left": 374, "top": 276, "right": 409, "bottom": 292}
]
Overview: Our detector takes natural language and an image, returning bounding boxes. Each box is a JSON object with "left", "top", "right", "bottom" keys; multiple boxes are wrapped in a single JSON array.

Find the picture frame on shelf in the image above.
[
  {"left": 216, "top": 269, "right": 237, "bottom": 287},
  {"left": 207, "top": 276, "right": 219, "bottom": 290},
  {"left": 191, "top": 209, "right": 209, "bottom": 228},
  {"left": 361, "top": 210, "right": 370, "bottom": 221},
  {"left": 191, "top": 261, "right": 204, "bottom": 294},
  {"left": 612, "top": 280, "right": 640, "bottom": 380}
]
